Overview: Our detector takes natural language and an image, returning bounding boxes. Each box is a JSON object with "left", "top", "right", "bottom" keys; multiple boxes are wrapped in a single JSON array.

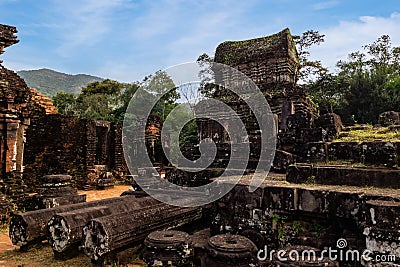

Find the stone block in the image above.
[
  {"left": 272, "top": 149, "right": 296, "bottom": 173},
  {"left": 263, "top": 186, "right": 297, "bottom": 211},
  {"left": 278, "top": 132, "right": 296, "bottom": 146},
  {"left": 294, "top": 142, "right": 328, "bottom": 163},
  {"left": 286, "top": 164, "right": 400, "bottom": 188},
  {"left": 327, "top": 142, "right": 360, "bottom": 162},
  {"left": 325, "top": 191, "right": 361, "bottom": 219},
  {"left": 286, "top": 163, "right": 312, "bottom": 184},
  {"left": 96, "top": 172, "right": 115, "bottom": 189},
  {"left": 364, "top": 200, "right": 400, "bottom": 229},
  {"left": 42, "top": 194, "right": 86, "bottom": 209},
  {"left": 300, "top": 127, "right": 327, "bottom": 143},
  {"left": 233, "top": 184, "right": 264, "bottom": 210},
  {"left": 287, "top": 112, "right": 314, "bottom": 132},
  {"left": 142, "top": 230, "right": 193, "bottom": 267},
  {"left": 202, "top": 234, "right": 258, "bottom": 267},
  {"left": 315, "top": 113, "right": 343, "bottom": 139},
  {"left": 297, "top": 189, "right": 327, "bottom": 213},
  {"left": 378, "top": 111, "right": 400, "bottom": 126},
  {"left": 363, "top": 226, "right": 400, "bottom": 261},
  {"left": 361, "top": 141, "right": 397, "bottom": 168}
]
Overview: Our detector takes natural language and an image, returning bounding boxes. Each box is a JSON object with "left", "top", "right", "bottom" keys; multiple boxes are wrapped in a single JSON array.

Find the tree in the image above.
[
  {"left": 292, "top": 30, "right": 327, "bottom": 83},
  {"left": 53, "top": 79, "right": 133, "bottom": 121},
  {"left": 80, "top": 79, "right": 124, "bottom": 96},
  {"left": 52, "top": 92, "right": 77, "bottom": 115},
  {"left": 305, "top": 73, "right": 347, "bottom": 114},
  {"left": 162, "top": 104, "right": 198, "bottom": 164},
  {"left": 337, "top": 35, "right": 400, "bottom": 123},
  {"left": 196, "top": 53, "right": 216, "bottom": 98},
  {"left": 140, "top": 70, "right": 179, "bottom": 122},
  {"left": 306, "top": 34, "right": 400, "bottom": 124},
  {"left": 113, "top": 83, "right": 140, "bottom": 121},
  {"left": 78, "top": 93, "right": 116, "bottom": 120},
  {"left": 75, "top": 79, "right": 125, "bottom": 121}
]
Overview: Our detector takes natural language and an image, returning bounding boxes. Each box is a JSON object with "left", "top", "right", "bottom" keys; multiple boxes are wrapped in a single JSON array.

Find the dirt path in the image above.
[
  {"left": 0, "top": 234, "right": 15, "bottom": 253},
  {"left": 79, "top": 185, "right": 132, "bottom": 202},
  {"left": 0, "top": 185, "right": 137, "bottom": 266}
]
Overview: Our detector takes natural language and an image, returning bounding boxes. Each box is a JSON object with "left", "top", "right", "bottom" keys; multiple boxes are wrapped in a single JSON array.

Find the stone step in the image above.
[
  {"left": 293, "top": 141, "right": 400, "bottom": 168},
  {"left": 342, "top": 124, "right": 371, "bottom": 131},
  {"left": 286, "top": 164, "right": 400, "bottom": 189}
]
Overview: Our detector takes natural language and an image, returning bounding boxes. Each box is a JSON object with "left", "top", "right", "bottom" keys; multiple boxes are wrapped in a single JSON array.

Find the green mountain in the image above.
[{"left": 17, "top": 68, "right": 104, "bottom": 97}]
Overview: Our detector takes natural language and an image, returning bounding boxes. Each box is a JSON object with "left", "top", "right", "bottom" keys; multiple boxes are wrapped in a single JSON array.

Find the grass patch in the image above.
[
  {"left": 0, "top": 244, "right": 93, "bottom": 267},
  {"left": 326, "top": 160, "right": 368, "bottom": 167},
  {"left": 336, "top": 126, "right": 400, "bottom": 142}
]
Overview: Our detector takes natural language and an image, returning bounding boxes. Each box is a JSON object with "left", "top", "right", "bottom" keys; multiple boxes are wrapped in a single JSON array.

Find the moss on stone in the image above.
[{"left": 214, "top": 28, "right": 298, "bottom": 65}]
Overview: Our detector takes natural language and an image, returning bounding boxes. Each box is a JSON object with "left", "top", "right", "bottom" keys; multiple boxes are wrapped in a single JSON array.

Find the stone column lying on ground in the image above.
[
  {"left": 9, "top": 195, "right": 138, "bottom": 247},
  {"left": 46, "top": 196, "right": 160, "bottom": 253},
  {"left": 82, "top": 203, "right": 202, "bottom": 261}
]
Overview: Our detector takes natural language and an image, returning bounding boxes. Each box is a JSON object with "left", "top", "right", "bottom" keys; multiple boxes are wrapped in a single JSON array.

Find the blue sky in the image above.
[{"left": 1, "top": 0, "right": 399, "bottom": 82}]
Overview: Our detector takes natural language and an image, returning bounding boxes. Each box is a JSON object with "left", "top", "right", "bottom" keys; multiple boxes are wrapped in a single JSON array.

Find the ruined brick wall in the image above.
[
  {"left": 60, "top": 117, "right": 88, "bottom": 187},
  {"left": 24, "top": 115, "right": 88, "bottom": 190},
  {"left": 85, "top": 120, "right": 111, "bottom": 167},
  {"left": 126, "top": 114, "right": 173, "bottom": 182},
  {"left": 24, "top": 116, "right": 130, "bottom": 190},
  {"left": 0, "top": 24, "right": 35, "bottom": 208},
  {"left": 85, "top": 119, "right": 126, "bottom": 186},
  {"left": 111, "top": 122, "right": 128, "bottom": 173},
  {"left": 29, "top": 88, "right": 58, "bottom": 114}
]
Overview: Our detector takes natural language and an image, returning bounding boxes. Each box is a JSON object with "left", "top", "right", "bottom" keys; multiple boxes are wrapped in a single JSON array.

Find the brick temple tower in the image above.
[{"left": 196, "top": 28, "right": 319, "bottom": 172}]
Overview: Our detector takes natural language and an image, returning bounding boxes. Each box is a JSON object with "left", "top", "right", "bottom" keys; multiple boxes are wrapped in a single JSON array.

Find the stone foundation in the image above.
[
  {"left": 286, "top": 164, "right": 400, "bottom": 188},
  {"left": 211, "top": 176, "right": 400, "bottom": 266}
]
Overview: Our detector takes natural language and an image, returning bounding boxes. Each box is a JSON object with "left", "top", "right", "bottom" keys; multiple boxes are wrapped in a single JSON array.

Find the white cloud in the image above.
[
  {"left": 52, "top": 0, "right": 135, "bottom": 57},
  {"left": 309, "top": 12, "right": 400, "bottom": 71}
]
